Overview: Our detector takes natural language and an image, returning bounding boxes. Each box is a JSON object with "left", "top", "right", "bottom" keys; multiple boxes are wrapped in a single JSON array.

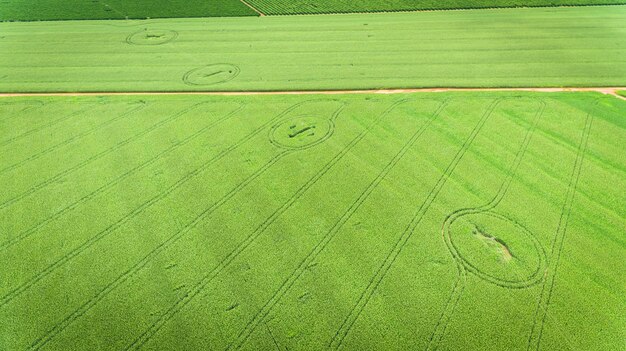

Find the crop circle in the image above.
[
  {"left": 126, "top": 29, "right": 178, "bottom": 45},
  {"left": 270, "top": 116, "right": 334, "bottom": 150},
  {"left": 448, "top": 211, "right": 546, "bottom": 288},
  {"left": 183, "top": 64, "right": 240, "bottom": 86}
]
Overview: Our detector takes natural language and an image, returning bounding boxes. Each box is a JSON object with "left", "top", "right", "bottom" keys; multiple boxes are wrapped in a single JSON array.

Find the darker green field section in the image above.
[
  {"left": 249, "top": 0, "right": 626, "bottom": 15},
  {"left": 2, "top": 0, "right": 626, "bottom": 20},
  {"left": 0, "top": 92, "right": 623, "bottom": 350},
  {"left": 0, "top": 0, "right": 257, "bottom": 21}
]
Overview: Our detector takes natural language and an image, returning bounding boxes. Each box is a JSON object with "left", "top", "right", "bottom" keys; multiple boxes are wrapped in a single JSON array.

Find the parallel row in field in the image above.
[
  {"left": 2, "top": 0, "right": 625, "bottom": 20},
  {"left": 248, "top": 0, "right": 626, "bottom": 15},
  {"left": 0, "top": 0, "right": 256, "bottom": 22},
  {"left": 0, "top": 93, "right": 624, "bottom": 351},
  {"left": 1, "top": 6, "right": 624, "bottom": 92}
]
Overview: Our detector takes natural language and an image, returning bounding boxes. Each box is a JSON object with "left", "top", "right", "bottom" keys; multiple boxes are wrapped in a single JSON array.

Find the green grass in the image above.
[
  {"left": 0, "top": 0, "right": 257, "bottom": 22},
  {"left": 0, "top": 92, "right": 624, "bottom": 350},
  {"left": 248, "top": 0, "right": 626, "bottom": 15},
  {"left": 617, "top": 90, "right": 626, "bottom": 97},
  {"left": 0, "top": 6, "right": 624, "bottom": 93}
]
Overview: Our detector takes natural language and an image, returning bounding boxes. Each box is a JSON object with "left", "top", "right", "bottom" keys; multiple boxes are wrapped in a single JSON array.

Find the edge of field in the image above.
[
  {"left": 253, "top": 3, "right": 626, "bottom": 17},
  {"left": 1, "top": 87, "right": 625, "bottom": 101},
  {"left": 2, "top": 2, "right": 626, "bottom": 22}
]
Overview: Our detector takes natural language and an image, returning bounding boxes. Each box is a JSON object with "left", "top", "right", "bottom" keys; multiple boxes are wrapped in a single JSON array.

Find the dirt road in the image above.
[{"left": 0, "top": 87, "right": 624, "bottom": 100}]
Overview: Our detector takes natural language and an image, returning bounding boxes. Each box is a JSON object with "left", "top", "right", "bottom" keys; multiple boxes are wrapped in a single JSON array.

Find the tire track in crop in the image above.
[
  {"left": 445, "top": 99, "right": 547, "bottom": 288},
  {"left": 0, "top": 102, "right": 241, "bottom": 252},
  {"left": 427, "top": 98, "right": 545, "bottom": 351},
  {"left": 227, "top": 98, "right": 450, "bottom": 350},
  {"left": 0, "top": 103, "right": 96, "bottom": 148},
  {"left": 526, "top": 101, "right": 596, "bottom": 351},
  {"left": 0, "top": 100, "right": 44, "bottom": 122},
  {"left": 124, "top": 98, "right": 396, "bottom": 351},
  {"left": 0, "top": 102, "right": 252, "bottom": 308},
  {"left": 0, "top": 101, "right": 146, "bottom": 175},
  {"left": 328, "top": 98, "right": 505, "bottom": 350},
  {"left": 25, "top": 99, "right": 343, "bottom": 350},
  {"left": 28, "top": 154, "right": 283, "bottom": 351},
  {"left": 0, "top": 102, "right": 181, "bottom": 211}
]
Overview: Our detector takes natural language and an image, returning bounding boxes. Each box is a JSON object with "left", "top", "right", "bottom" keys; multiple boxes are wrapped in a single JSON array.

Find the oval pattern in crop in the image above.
[
  {"left": 270, "top": 116, "right": 334, "bottom": 150},
  {"left": 448, "top": 211, "right": 546, "bottom": 287},
  {"left": 126, "top": 29, "right": 178, "bottom": 45},
  {"left": 183, "top": 64, "right": 240, "bottom": 86}
]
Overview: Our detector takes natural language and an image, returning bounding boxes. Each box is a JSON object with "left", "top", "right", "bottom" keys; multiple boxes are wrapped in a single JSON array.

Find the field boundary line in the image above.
[
  {"left": 239, "top": 0, "right": 265, "bottom": 16},
  {"left": 0, "top": 87, "right": 625, "bottom": 99}
]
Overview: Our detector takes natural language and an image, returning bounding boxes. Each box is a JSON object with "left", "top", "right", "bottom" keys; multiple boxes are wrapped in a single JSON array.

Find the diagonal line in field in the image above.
[
  {"left": 28, "top": 153, "right": 285, "bottom": 351},
  {"left": 239, "top": 0, "right": 266, "bottom": 16},
  {"left": 0, "top": 103, "right": 175, "bottom": 211},
  {"left": 0, "top": 102, "right": 146, "bottom": 175},
  {"left": 24, "top": 99, "right": 340, "bottom": 350},
  {"left": 123, "top": 99, "right": 402, "bottom": 351},
  {"left": 0, "top": 100, "right": 44, "bottom": 122},
  {"left": 0, "top": 103, "right": 247, "bottom": 308},
  {"left": 0, "top": 103, "right": 97, "bottom": 148},
  {"left": 0, "top": 103, "right": 238, "bottom": 252},
  {"left": 427, "top": 98, "right": 546, "bottom": 350},
  {"left": 526, "top": 103, "right": 595, "bottom": 351},
  {"left": 329, "top": 98, "right": 504, "bottom": 350},
  {"left": 227, "top": 98, "right": 450, "bottom": 350}
]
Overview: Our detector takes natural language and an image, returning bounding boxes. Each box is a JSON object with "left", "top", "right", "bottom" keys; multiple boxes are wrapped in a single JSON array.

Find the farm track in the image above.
[
  {"left": 239, "top": 0, "right": 266, "bottom": 16},
  {"left": 0, "top": 87, "right": 624, "bottom": 100}
]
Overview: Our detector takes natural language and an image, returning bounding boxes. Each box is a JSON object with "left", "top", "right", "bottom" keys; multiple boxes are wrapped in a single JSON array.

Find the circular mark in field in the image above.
[
  {"left": 183, "top": 64, "right": 240, "bottom": 86},
  {"left": 270, "top": 116, "right": 334, "bottom": 150},
  {"left": 448, "top": 212, "right": 546, "bottom": 288},
  {"left": 126, "top": 29, "right": 178, "bottom": 45}
]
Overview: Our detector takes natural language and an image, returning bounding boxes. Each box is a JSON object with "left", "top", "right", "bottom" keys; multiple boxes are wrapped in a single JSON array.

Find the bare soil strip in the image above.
[
  {"left": 239, "top": 0, "right": 266, "bottom": 16},
  {"left": 0, "top": 87, "right": 624, "bottom": 100}
]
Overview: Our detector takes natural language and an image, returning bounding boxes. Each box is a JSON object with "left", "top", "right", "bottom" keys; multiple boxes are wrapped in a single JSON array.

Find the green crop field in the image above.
[
  {"left": 0, "top": 92, "right": 624, "bottom": 350},
  {"left": 248, "top": 0, "right": 626, "bottom": 15},
  {"left": 2, "top": 0, "right": 626, "bottom": 20},
  {"left": 0, "top": 0, "right": 257, "bottom": 22},
  {"left": 0, "top": 6, "right": 625, "bottom": 93},
  {"left": 1, "top": 0, "right": 625, "bottom": 350}
]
